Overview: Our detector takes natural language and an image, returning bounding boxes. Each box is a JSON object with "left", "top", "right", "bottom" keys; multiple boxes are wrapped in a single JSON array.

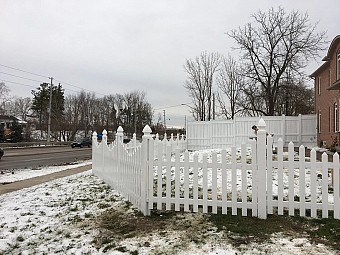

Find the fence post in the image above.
[
  {"left": 141, "top": 125, "right": 152, "bottom": 216},
  {"left": 133, "top": 133, "right": 137, "bottom": 148},
  {"left": 102, "top": 129, "right": 107, "bottom": 176},
  {"left": 92, "top": 131, "right": 97, "bottom": 174},
  {"left": 115, "top": 127, "right": 123, "bottom": 189},
  {"left": 257, "top": 118, "right": 267, "bottom": 219},
  {"left": 116, "top": 126, "right": 124, "bottom": 144}
]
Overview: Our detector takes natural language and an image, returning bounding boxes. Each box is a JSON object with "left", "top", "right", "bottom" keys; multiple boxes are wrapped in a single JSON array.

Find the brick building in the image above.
[{"left": 311, "top": 35, "right": 340, "bottom": 148}]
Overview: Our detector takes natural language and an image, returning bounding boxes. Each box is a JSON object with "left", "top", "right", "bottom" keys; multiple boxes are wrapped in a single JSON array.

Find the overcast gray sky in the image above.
[{"left": 0, "top": 0, "right": 338, "bottom": 127}]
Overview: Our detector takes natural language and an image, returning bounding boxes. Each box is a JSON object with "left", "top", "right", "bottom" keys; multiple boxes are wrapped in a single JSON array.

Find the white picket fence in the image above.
[
  {"left": 92, "top": 119, "right": 339, "bottom": 220},
  {"left": 186, "top": 114, "right": 317, "bottom": 150}
]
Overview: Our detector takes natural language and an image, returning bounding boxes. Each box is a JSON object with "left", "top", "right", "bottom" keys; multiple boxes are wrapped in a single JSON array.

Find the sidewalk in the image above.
[{"left": 0, "top": 164, "right": 92, "bottom": 195}]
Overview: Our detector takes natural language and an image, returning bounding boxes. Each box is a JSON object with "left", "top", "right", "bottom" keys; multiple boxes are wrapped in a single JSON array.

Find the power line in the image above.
[
  {"left": 0, "top": 78, "right": 37, "bottom": 89},
  {"left": 0, "top": 78, "right": 81, "bottom": 95},
  {"left": 0, "top": 63, "right": 105, "bottom": 96},
  {"left": 0, "top": 71, "right": 47, "bottom": 84},
  {"left": 0, "top": 64, "right": 49, "bottom": 79},
  {"left": 54, "top": 79, "right": 106, "bottom": 96}
]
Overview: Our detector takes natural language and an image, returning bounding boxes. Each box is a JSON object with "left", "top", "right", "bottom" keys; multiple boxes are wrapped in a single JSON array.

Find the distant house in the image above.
[
  {"left": 0, "top": 115, "right": 27, "bottom": 138},
  {"left": 311, "top": 35, "right": 340, "bottom": 147}
]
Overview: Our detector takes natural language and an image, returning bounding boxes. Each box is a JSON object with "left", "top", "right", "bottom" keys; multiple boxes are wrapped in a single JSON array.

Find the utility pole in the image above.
[
  {"left": 213, "top": 93, "right": 215, "bottom": 120},
  {"left": 134, "top": 111, "right": 137, "bottom": 134},
  {"left": 47, "top": 77, "right": 53, "bottom": 143},
  {"left": 163, "top": 110, "right": 166, "bottom": 133}
]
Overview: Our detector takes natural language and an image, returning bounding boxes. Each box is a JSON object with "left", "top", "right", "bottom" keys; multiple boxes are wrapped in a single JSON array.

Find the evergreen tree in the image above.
[
  {"left": 31, "top": 83, "right": 50, "bottom": 132},
  {"left": 0, "top": 123, "right": 4, "bottom": 142},
  {"left": 8, "top": 120, "right": 23, "bottom": 142},
  {"left": 31, "top": 83, "right": 65, "bottom": 139}
]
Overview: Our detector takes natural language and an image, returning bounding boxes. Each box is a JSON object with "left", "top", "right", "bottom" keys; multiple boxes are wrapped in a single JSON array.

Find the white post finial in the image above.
[
  {"left": 102, "top": 129, "right": 107, "bottom": 144},
  {"left": 92, "top": 131, "right": 97, "bottom": 142},
  {"left": 142, "top": 125, "right": 152, "bottom": 136},
  {"left": 116, "top": 126, "right": 124, "bottom": 143},
  {"left": 257, "top": 118, "right": 266, "bottom": 130}
]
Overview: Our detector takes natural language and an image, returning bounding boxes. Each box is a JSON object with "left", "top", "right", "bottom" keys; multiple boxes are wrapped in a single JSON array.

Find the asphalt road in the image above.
[{"left": 0, "top": 146, "right": 92, "bottom": 170}]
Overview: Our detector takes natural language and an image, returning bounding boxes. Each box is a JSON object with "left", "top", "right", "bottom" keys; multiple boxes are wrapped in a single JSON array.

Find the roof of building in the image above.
[
  {"left": 323, "top": 35, "right": 340, "bottom": 61},
  {"left": 310, "top": 35, "right": 340, "bottom": 78},
  {"left": 0, "top": 115, "right": 27, "bottom": 124}
]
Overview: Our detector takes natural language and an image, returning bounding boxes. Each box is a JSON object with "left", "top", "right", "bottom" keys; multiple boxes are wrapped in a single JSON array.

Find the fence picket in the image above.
[
  {"left": 221, "top": 149, "right": 228, "bottom": 214},
  {"left": 148, "top": 137, "right": 155, "bottom": 210},
  {"left": 310, "top": 149, "right": 317, "bottom": 218},
  {"left": 251, "top": 138, "right": 257, "bottom": 217},
  {"left": 165, "top": 144, "right": 171, "bottom": 211},
  {"left": 157, "top": 142, "right": 163, "bottom": 210},
  {"left": 288, "top": 141, "right": 295, "bottom": 216},
  {"left": 175, "top": 149, "right": 180, "bottom": 211},
  {"left": 299, "top": 145, "right": 306, "bottom": 217},
  {"left": 193, "top": 154, "right": 199, "bottom": 212},
  {"left": 241, "top": 144, "right": 247, "bottom": 216},
  {"left": 322, "top": 153, "right": 329, "bottom": 218},
  {"left": 212, "top": 151, "right": 218, "bottom": 214},
  {"left": 231, "top": 147, "right": 237, "bottom": 215},
  {"left": 202, "top": 153, "right": 208, "bottom": 213},
  {"left": 334, "top": 153, "right": 340, "bottom": 219},
  {"left": 184, "top": 150, "right": 190, "bottom": 212},
  {"left": 267, "top": 135, "right": 273, "bottom": 214},
  {"left": 277, "top": 138, "right": 284, "bottom": 215}
]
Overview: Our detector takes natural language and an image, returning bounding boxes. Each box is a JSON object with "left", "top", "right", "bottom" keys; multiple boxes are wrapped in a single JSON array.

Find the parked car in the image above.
[
  {"left": 0, "top": 148, "right": 4, "bottom": 159},
  {"left": 71, "top": 137, "right": 92, "bottom": 148}
]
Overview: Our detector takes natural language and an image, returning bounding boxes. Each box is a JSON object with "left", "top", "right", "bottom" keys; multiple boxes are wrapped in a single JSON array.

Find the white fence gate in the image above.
[
  {"left": 186, "top": 114, "right": 317, "bottom": 150},
  {"left": 92, "top": 119, "right": 339, "bottom": 220}
]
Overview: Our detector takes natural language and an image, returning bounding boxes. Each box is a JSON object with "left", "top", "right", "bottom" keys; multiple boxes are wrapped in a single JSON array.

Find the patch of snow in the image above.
[{"left": 0, "top": 160, "right": 92, "bottom": 184}]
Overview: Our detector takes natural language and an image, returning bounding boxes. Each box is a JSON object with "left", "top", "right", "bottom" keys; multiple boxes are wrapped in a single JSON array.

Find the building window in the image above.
[
  {"left": 329, "top": 107, "right": 332, "bottom": 132},
  {"left": 338, "top": 50, "right": 340, "bottom": 80},
  {"left": 318, "top": 110, "right": 321, "bottom": 133},
  {"left": 335, "top": 103, "right": 339, "bottom": 132},
  {"left": 318, "top": 77, "right": 321, "bottom": 95}
]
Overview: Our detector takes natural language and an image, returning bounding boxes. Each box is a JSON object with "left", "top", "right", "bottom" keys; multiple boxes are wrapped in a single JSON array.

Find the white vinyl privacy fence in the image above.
[
  {"left": 186, "top": 114, "right": 317, "bottom": 150},
  {"left": 92, "top": 118, "right": 339, "bottom": 220}
]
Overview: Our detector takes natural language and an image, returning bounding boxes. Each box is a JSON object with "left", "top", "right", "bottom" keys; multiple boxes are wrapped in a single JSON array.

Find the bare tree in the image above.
[
  {"left": 120, "top": 90, "right": 153, "bottom": 136},
  {"left": 184, "top": 52, "right": 221, "bottom": 121},
  {"left": 63, "top": 94, "right": 82, "bottom": 141},
  {"left": 228, "top": 7, "right": 327, "bottom": 115},
  {"left": 216, "top": 55, "right": 244, "bottom": 119},
  {"left": 6, "top": 97, "right": 32, "bottom": 120},
  {"left": 276, "top": 80, "right": 314, "bottom": 116},
  {"left": 0, "top": 82, "right": 11, "bottom": 114}
]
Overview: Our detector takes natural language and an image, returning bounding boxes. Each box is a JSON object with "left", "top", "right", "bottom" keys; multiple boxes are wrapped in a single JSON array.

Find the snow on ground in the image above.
[
  {"left": 0, "top": 160, "right": 92, "bottom": 184},
  {"left": 0, "top": 151, "right": 338, "bottom": 254}
]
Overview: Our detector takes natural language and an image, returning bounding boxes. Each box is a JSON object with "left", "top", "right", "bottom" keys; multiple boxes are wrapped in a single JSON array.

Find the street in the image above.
[{"left": 0, "top": 146, "right": 92, "bottom": 170}]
